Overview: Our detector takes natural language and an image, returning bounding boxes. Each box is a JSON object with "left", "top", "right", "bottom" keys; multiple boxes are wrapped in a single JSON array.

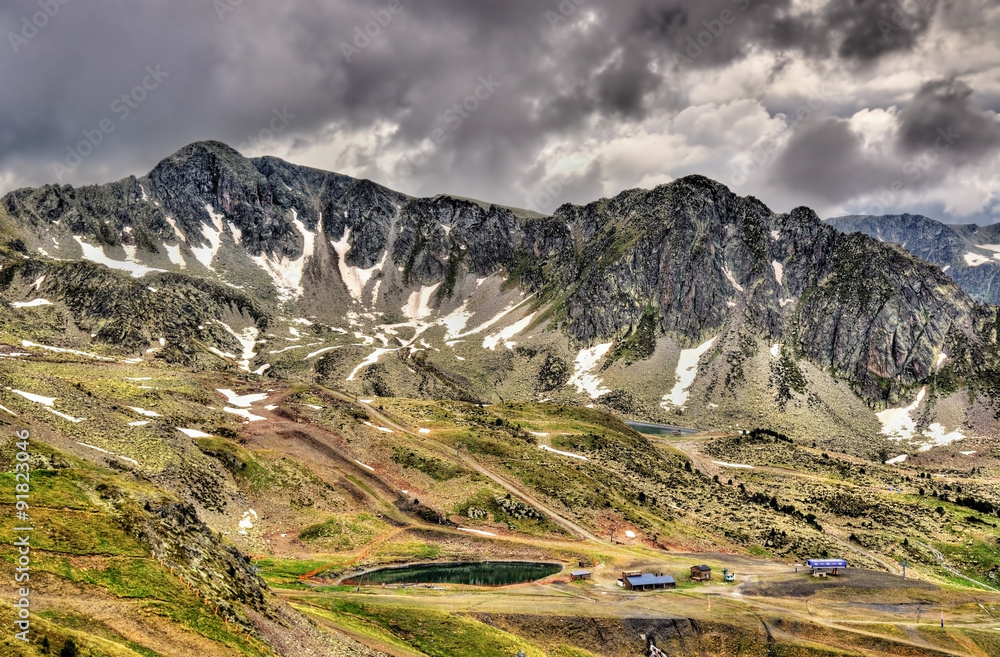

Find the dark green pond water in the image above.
[
  {"left": 343, "top": 561, "right": 562, "bottom": 586},
  {"left": 626, "top": 420, "right": 699, "bottom": 436}
]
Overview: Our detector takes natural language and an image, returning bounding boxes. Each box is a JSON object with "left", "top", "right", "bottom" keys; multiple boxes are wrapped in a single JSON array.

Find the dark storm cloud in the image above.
[
  {"left": 896, "top": 78, "right": 1000, "bottom": 162},
  {"left": 759, "top": 76, "right": 999, "bottom": 219},
  {"left": 0, "top": 0, "right": 993, "bottom": 222},
  {"left": 765, "top": 116, "right": 899, "bottom": 204},
  {"left": 822, "top": 0, "right": 939, "bottom": 63}
]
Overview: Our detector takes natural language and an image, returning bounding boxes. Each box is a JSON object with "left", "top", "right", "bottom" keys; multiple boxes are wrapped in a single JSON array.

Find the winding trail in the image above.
[
  {"left": 316, "top": 385, "right": 603, "bottom": 543},
  {"left": 667, "top": 439, "right": 905, "bottom": 574},
  {"left": 911, "top": 539, "right": 1000, "bottom": 592}
]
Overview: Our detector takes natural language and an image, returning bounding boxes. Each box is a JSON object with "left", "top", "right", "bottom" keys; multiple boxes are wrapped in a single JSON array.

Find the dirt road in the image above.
[{"left": 317, "top": 385, "right": 604, "bottom": 543}]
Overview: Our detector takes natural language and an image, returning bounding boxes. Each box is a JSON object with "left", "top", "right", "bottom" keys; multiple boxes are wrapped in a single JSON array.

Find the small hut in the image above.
[{"left": 690, "top": 564, "right": 712, "bottom": 581}]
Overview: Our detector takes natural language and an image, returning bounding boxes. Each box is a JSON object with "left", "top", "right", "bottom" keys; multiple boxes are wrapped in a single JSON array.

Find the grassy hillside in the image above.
[{"left": 0, "top": 348, "right": 997, "bottom": 655}]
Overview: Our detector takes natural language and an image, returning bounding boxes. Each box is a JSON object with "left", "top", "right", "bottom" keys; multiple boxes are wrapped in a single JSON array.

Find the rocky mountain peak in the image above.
[{"left": 2, "top": 142, "right": 998, "bottom": 447}]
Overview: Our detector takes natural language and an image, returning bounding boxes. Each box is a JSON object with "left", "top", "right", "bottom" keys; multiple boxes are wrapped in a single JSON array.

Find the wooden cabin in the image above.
[{"left": 690, "top": 564, "right": 712, "bottom": 581}]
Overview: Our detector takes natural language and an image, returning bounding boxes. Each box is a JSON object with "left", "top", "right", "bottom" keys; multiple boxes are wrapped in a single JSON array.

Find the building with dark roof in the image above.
[
  {"left": 690, "top": 564, "right": 712, "bottom": 581},
  {"left": 622, "top": 572, "right": 676, "bottom": 591},
  {"left": 570, "top": 570, "right": 591, "bottom": 581}
]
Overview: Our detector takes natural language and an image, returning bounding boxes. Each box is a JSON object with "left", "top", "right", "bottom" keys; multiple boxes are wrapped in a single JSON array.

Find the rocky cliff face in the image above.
[
  {"left": 2, "top": 141, "right": 998, "bottom": 449},
  {"left": 827, "top": 214, "right": 1000, "bottom": 306}
]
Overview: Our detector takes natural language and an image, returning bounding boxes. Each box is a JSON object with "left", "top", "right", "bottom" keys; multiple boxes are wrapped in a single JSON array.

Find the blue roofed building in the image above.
[
  {"left": 805, "top": 558, "right": 847, "bottom": 575},
  {"left": 622, "top": 572, "right": 676, "bottom": 591}
]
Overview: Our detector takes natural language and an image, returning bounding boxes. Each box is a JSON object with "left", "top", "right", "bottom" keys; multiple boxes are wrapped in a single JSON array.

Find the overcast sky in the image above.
[{"left": 2, "top": 0, "right": 999, "bottom": 223}]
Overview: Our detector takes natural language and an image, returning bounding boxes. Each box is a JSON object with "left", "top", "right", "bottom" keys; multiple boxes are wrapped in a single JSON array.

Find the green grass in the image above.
[
  {"left": 299, "top": 598, "right": 545, "bottom": 657},
  {"left": 292, "top": 603, "right": 425, "bottom": 655},
  {"left": 255, "top": 556, "right": 352, "bottom": 587},
  {"left": 150, "top": 600, "right": 273, "bottom": 657},
  {"left": 194, "top": 437, "right": 276, "bottom": 492},
  {"left": 298, "top": 513, "right": 392, "bottom": 550},
  {"left": 0, "top": 468, "right": 94, "bottom": 510},
  {"left": 370, "top": 540, "right": 444, "bottom": 562},
  {"left": 0, "top": 506, "right": 146, "bottom": 556},
  {"left": 392, "top": 446, "right": 472, "bottom": 481},
  {"left": 0, "top": 436, "right": 274, "bottom": 657},
  {"left": 45, "top": 555, "right": 180, "bottom": 599},
  {"left": 37, "top": 610, "right": 165, "bottom": 657}
]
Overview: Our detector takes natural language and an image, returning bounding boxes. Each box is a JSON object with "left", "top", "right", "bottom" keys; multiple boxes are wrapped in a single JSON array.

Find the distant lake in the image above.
[
  {"left": 626, "top": 421, "right": 699, "bottom": 436},
  {"left": 343, "top": 561, "right": 562, "bottom": 586}
]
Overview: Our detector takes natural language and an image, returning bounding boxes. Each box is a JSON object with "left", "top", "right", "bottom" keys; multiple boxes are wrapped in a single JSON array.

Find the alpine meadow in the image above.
[{"left": 1, "top": 2, "right": 999, "bottom": 656}]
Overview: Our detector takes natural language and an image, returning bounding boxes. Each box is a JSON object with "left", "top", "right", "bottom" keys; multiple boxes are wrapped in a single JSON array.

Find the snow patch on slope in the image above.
[
  {"left": 722, "top": 264, "right": 744, "bottom": 292},
  {"left": 188, "top": 205, "right": 225, "bottom": 270},
  {"left": 73, "top": 236, "right": 165, "bottom": 278},
  {"left": 214, "top": 320, "right": 258, "bottom": 372},
  {"left": 22, "top": 340, "right": 112, "bottom": 360},
  {"left": 567, "top": 343, "right": 613, "bottom": 398},
  {"left": 128, "top": 407, "right": 160, "bottom": 417},
  {"left": 964, "top": 252, "right": 990, "bottom": 267},
  {"left": 12, "top": 299, "right": 52, "bottom": 308},
  {"left": 440, "top": 301, "right": 472, "bottom": 340},
  {"left": 539, "top": 444, "right": 588, "bottom": 460},
  {"left": 225, "top": 407, "right": 266, "bottom": 422},
  {"left": 877, "top": 387, "right": 926, "bottom": 440},
  {"left": 661, "top": 336, "right": 718, "bottom": 409},
  {"left": 251, "top": 209, "right": 315, "bottom": 300},
  {"left": 331, "top": 229, "right": 385, "bottom": 304},
  {"left": 403, "top": 283, "right": 442, "bottom": 321},
  {"left": 164, "top": 243, "right": 184, "bottom": 267},
  {"left": 482, "top": 313, "right": 535, "bottom": 350},
  {"left": 346, "top": 348, "right": 397, "bottom": 381},
  {"left": 177, "top": 428, "right": 212, "bottom": 438},
  {"left": 216, "top": 389, "right": 268, "bottom": 407},
  {"left": 8, "top": 389, "right": 55, "bottom": 406},
  {"left": 920, "top": 423, "right": 966, "bottom": 452}
]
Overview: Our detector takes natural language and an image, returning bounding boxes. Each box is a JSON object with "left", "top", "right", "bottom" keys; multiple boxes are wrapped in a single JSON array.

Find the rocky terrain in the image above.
[
  {"left": 3, "top": 141, "right": 998, "bottom": 456},
  {"left": 828, "top": 213, "right": 1000, "bottom": 306},
  {"left": 1, "top": 141, "right": 999, "bottom": 656}
]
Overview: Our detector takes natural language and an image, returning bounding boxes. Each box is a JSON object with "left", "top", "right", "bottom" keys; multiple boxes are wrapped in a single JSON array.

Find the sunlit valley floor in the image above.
[{"left": 1, "top": 352, "right": 998, "bottom": 657}]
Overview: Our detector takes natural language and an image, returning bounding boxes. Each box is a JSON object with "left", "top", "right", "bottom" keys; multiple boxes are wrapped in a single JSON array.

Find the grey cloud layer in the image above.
[{"left": 1, "top": 0, "right": 998, "bottom": 222}]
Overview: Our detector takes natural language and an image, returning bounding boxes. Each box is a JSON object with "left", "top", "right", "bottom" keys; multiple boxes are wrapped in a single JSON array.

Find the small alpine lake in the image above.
[
  {"left": 342, "top": 561, "right": 562, "bottom": 586},
  {"left": 625, "top": 420, "right": 700, "bottom": 436}
]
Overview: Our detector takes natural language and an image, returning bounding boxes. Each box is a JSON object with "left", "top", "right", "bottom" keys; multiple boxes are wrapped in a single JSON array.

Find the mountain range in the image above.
[
  {"left": 2, "top": 140, "right": 999, "bottom": 457},
  {"left": 3, "top": 141, "right": 1000, "bottom": 657},
  {"left": 827, "top": 213, "right": 1000, "bottom": 306}
]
